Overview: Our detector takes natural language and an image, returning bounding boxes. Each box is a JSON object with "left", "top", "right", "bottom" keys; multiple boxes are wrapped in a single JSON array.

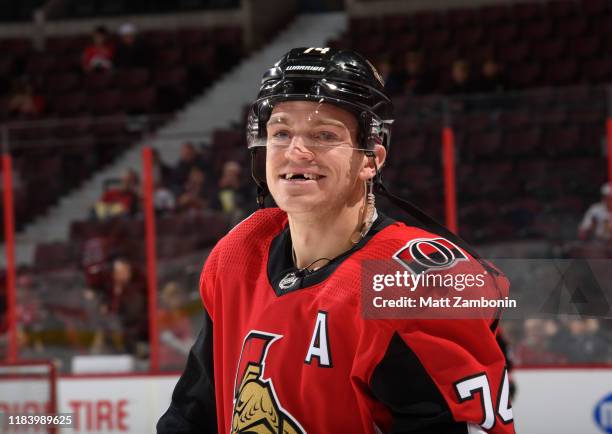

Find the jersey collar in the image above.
[{"left": 267, "top": 212, "right": 395, "bottom": 296}]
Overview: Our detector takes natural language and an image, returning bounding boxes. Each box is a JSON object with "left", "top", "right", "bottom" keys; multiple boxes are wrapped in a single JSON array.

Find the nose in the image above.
[{"left": 285, "top": 135, "right": 315, "bottom": 161}]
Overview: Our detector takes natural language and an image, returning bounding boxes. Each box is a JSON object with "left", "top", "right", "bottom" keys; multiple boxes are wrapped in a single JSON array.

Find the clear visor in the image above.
[{"left": 248, "top": 99, "right": 372, "bottom": 152}]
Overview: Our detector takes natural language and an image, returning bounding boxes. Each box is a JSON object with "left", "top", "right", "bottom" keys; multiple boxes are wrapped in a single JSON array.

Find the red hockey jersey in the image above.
[{"left": 157, "top": 208, "right": 515, "bottom": 434}]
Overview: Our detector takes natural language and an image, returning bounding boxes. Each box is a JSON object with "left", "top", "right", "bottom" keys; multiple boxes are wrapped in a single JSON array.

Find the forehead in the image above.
[{"left": 269, "top": 100, "right": 357, "bottom": 128}]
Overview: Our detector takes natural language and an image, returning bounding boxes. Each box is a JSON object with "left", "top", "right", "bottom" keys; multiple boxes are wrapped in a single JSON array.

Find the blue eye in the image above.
[
  {"left": 316, "top": 131, "right": 338, "bottom": 141},
  {"left": 272, "top": 130, "right": 291, "bottom": 140}
]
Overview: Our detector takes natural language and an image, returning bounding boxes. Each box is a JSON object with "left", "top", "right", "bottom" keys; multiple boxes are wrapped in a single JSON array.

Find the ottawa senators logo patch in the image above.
[
  {"left": 232, "top": 331, "right": 305, "bottom": 434},
  {"left": 392, "top": 237, "right": 468, "bottom": 275}
]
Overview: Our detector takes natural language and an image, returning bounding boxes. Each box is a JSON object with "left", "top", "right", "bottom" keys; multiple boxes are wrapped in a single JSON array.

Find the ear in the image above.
[{"left": 359, "top": 144, "right": 387, "bottom": 181}]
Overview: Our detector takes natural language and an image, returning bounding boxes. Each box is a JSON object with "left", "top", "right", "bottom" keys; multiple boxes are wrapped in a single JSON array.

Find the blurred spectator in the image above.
[
  {"left": 64, "top": 288, "right": 124, "bottom": 355},
  {"left": 152, "top": 149, "right": 174, "bottom": 188},
  {"left": 82, "top": 26, "right": 115, "bottom": 72},
  {"left": 114, "top": 22, "right": 150, "bottom": 69},
  {"left": 400, "top": 50, "right": 432, "bottom": 96},
  {"left": 15, "top": 273, "right": 46, "bottom": 355},
  {"left": 513, "top": 319, "right": 567, "bottom": 365},
  {"left": 447, "top": 59, "right": 477, "bottom": 95},
  {"left": 8, "top": 78, "right": 45, "bottom": 117},
  {"left": 172, "top": 142, "right": 209, "bottom": 192},
  {"left": 558, "top": 318, "right": 610, "bottom": 363},
  {"left": 94, "top": 168, "right": 140, "bottom": 220},
  {"left": 476, "top": 58, "right": 508, "bottom": 93},
  {"left": 154, "top": 180, "right": 176, "bottom": 214},
  {"left": 101, "top": 258, "right": 147, "bottom": 355},
  {"left": 177, "top": 167, "right": 218, "bottom": 211},
  {"left": 151, "top": 149, "right": 176, "bottom": 214},
  {"left": 218, "top": 160, "right": 246, "bottom": 215},
  {"left": 158, "top": 281, "right": 193, "bottom": 369},
  {"left": 376, "top": 55, "right": 403, "bottom": 96},
  {"left": 81, "top": 236, "right": 113, "bottom": 290},
  {"left": 579, "top": 183, "right": 611, "bottom": 241}
]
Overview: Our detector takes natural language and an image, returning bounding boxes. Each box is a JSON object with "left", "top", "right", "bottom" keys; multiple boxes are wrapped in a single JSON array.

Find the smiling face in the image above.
[{"left": 265, "top": 100, "right": 380, "bottom": 216}]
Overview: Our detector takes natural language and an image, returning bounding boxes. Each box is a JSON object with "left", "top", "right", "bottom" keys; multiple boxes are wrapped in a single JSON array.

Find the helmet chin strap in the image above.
[
  {"left": 351, "top": 177, "right": 377, "bottom": 245},
  {"left": 350, "top": 151, "right": 378, "bottom": 244}
]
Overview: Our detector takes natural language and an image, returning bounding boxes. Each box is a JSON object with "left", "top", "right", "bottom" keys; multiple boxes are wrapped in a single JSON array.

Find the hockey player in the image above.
[{"left": 157, "top": 47, "right": 515, "bottom": 434}]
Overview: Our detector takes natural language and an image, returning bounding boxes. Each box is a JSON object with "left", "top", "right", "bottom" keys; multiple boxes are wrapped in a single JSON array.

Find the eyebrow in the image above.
[{"left": 267, "top": 113, "right": 350, "bottom": 129}]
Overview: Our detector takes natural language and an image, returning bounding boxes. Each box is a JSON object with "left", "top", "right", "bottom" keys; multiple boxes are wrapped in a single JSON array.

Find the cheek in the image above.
[
  {"left": 348, "top": 153, "right": 367, "bottom": 181},
  {"left": 330, "top": 153, "right": 362, "bottom": 186}
]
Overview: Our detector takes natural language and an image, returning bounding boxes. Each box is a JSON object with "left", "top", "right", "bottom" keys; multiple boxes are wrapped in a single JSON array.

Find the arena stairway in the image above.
[{"left": 0, "top": 12, "right": 347, "bottom": 266}]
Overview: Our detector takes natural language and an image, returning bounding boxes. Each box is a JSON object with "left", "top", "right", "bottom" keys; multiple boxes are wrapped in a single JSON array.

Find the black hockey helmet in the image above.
[{"left": 247, "top": 47, "right": 394, "bottom": 153}]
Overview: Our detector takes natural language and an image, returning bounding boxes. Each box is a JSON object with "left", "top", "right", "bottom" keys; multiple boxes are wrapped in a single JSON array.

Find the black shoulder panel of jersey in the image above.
[
  {"left": 370, "top": 333, "right": 468, "bottom": 434},
  {"left": 156, "top": 310, "right": 217, "bottom": 434}
]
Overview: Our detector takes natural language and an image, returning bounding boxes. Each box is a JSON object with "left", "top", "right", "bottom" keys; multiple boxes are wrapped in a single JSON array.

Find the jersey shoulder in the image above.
[
  {"left": 220, "top": 207, "right": 287, "bottom": 250},
  {"left": 357, "top": 220, "right": 475, "bottom": 267},
  {"left": 341, "top": 220, "right": 508, "bottom": 296},
  {"left": 208, "top": 207, "right": 287, "bottom": 267},
  {"left": 200, "top": 208, "right": 287, "bottom": 304}
]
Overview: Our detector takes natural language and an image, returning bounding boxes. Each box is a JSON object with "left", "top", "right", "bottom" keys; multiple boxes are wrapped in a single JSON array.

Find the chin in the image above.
[{"left": 273, "top": 194, "right": 323, "bottom": 214}]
